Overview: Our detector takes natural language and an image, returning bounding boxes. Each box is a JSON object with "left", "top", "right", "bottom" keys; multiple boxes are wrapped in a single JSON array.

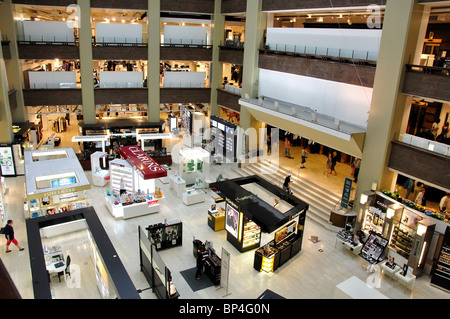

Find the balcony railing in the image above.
[
  {"left": 405, "top": 64, "right": 450, "bottom": 77},
  {"left": 161, "top": 39, "right": 211, "bottom": 48},
  {"left": 223, "top": 84, "right": 242, "bottom": 95},
  {"left": 17, "top": 35, "right": 78, "bottom": 46},
  {"left": 94, "top": 37, "right": 147, "bottom": 47},
  {"left": 223, "top": 40, "right": 244, "bottom": 48},
  {"left": 240, "top": 96, "right": 366, "bottom": 137},
  {"left": 262, "top": 43, "right": 378, "bottom": 65},
  {"left": 29, "top": 82, "right": 77, "bottom": 89},
  {"left": 400, "top": 133, "right": 450, "bottom": 157}
]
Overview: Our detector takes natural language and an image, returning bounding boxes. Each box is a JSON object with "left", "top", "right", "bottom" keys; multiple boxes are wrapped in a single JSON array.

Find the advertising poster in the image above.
[
  {"left": 226, "top": 204, "right": 239, "bottom": 239},
  {"left": 0, "top": 147, "right": 15, "bottom": 176}
]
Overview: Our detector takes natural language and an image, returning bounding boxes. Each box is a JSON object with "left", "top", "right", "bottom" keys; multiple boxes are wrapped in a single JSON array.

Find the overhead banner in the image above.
[{"left": 118, "top": 146, "right": 167, "bottom": 180}]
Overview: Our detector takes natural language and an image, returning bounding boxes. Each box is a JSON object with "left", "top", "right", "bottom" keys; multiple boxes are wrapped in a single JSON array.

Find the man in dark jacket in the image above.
[{"left": 4, "top": 220, "right": 24, "bottom": 253}]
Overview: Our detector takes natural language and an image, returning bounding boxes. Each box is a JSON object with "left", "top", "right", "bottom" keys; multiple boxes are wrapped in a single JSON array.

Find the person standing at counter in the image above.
[
  {"left": 440, "top": 193, "right": 449, "bottom": 213},
  {"left": 195, "top": 246, "right": 206, "bottom": 280},
  {"left": 4, "top": 220, "right": 24, "bottom": 253}
]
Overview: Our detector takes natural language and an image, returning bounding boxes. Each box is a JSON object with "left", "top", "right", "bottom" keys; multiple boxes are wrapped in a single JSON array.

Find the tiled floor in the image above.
[{"left": 1, "top": 133, "right": 449, "bottom": 300}]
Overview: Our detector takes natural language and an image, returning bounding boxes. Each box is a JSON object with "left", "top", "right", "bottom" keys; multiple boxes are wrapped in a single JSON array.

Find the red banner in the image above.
[{"left": 118, "top": 146, "right": 167, "bottom": 180}]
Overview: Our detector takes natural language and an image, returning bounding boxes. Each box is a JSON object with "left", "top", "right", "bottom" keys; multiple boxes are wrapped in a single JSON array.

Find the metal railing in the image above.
[
  {"left": 263, "top": 43, "right": 378, "bottom": 63},
  {"left": 161, "top": 38, "right": 211, "bottom": 48},
  {"left": 400, "top": 133, "right": 450, "bottom": 157},
  {"left": 406, "top": 64, "right": 450, "bottom": 77},
  {"left": 17, "top": 35, "right": 78, "bottom": 46}
]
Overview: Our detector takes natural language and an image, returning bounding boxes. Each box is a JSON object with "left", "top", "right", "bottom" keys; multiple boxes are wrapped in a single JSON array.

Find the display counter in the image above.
[
  {"left": 210, "top": 175, "right": 309, "bottom": 254},
  {"left": 105, "top": 146, "right": 167, "bottom": 219},
  {"left": 254, "top": 221, "right": 304, "bottom": 272},
  {"left": 359, "top": 191, "right": 437, "bottom": 275},
  {"left": 90, "top": 151, "right": 109, "bottom": 187},
  {"left": 146, "top": 219, "right": 182, "bottom": 251},
  {"left": 169, "top": 174, "right": 186, "bottom": 198},
  {"left": 24, "top": 148, "right": 91, "bottom": 219},
  {"left": 104, "top": 192, "right": 161, "bottom": 219},
  {"left": 183, "top": 188, "right": 206, "bottom": 206},
  {"left": 208, "top": 207, "right": 225, "bottom": 232}
]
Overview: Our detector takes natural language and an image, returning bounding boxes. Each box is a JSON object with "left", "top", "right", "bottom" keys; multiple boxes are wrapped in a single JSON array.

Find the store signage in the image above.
[
  {"left": 118, "top": 146, "right": 167, "bottom": 180},
  {"left": 0, "top": 146, "right": 16, "bottom": 176},
  {"left": 148, "top": 200, "right": 158, "bottom": 207},
  {"left": 340, "top": 177, "right": 353, "bottom": 210},
  {"left": 27, "top": 184, "right": 91, "bottom": 201}
]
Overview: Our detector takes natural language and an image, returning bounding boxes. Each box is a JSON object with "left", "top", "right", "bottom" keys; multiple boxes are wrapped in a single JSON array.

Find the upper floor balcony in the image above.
[
  {"left": 403, "top": 64, "right": 450, "bottom": 103},
  {"left": 389, "top": 134, "right": 450, "bottom": 192},
  {"left": 261, "top": 0, "right": 387, "bottom": 11}
]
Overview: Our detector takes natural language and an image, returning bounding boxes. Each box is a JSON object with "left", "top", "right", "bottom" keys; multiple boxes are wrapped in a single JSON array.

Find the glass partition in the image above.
[{"left": 401, "top": 133, "right": 450, "bottom": 157}]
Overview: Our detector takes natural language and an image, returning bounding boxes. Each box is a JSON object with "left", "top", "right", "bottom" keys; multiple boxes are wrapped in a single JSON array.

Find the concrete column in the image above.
[
  {"left": 147, "top": 0, "right": 161, "bottom": 122},
  {"left": 239, "top": 0, "right": 266, "bottom": 157},
  {"left": 78, "top": 0, "right": 96, "bottom": 125},
  {"left": 209, "top": 0, "right": 225, "bottom": 117},
  {"left": 0, "top": 0, "right": 26, "bottom": 123},
  {"left": 354, "top": 0, "right": 426, "bottom": 224},
  {"left": 0, "top": 31, "right": 14, "bottom": 144},
  {"left": 240, "top": 0, "right": 265, "bottom": 131}
]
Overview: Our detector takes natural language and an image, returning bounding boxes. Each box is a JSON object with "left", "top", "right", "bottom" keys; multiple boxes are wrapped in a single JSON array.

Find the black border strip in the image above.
[{"left": 25, "top": 207, "right": 140, "bottom": 299}]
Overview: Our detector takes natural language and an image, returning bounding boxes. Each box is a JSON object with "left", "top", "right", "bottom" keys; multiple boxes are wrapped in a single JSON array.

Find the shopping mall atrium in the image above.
[{"left": 0, "top": 0, "right": 449, "bottom": 305}]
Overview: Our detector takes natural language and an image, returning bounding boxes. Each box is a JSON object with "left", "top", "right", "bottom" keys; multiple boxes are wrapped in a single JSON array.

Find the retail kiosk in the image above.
[
  {"left": 104, "top": 146, "right": 167, "bottom": 219},
  {"left": 146, "top": 218, "right": 183, "bottom": 251},
  {"left": 210, "top": 175, "right": 308, "bottom": 262},
  {"left": 90, "top": 151, "right": 109, "bottom": 187},
  {"left": 358, "top": 190, "right": 438, "bottom": 276},
  {"left": 178, "top": 147, "right": 210, "bottom": 206},
  {"left": 24, "top": 148, "right": 91, "bottom": 219}
]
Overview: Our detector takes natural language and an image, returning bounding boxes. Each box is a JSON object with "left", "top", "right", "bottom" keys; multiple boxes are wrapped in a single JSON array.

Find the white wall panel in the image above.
[
  {"left": 258, "top": 69, "right": 372, "bottom": 128},
  {"left": 163, "top": 25, "right": 207, "bottom": 45},
  {"left": 96, "top": 23, "right": 143, "bottom": 43},
  {"left": 266, "top": 28, "right": 382, "bottom": 60},
  {"left": 99, "top": 71, "right": 144, "bottom": 88},
  {"left": 22, "top": 21, "right": 75, "bottom": 42},
  {"left": 163, "top": 72, "right": 206, "bottom": 88},
  {"left": 28, "top": 71, "right": 77, "bottom": 89}
]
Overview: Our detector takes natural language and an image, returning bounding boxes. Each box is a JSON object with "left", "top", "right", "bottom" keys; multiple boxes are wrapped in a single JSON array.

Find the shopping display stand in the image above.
[
  {"left": 179, "top": 147, "right": 210, "bottom": 206},
  {"left": 210, "top": 175, "right": 308, "bottom": 256},
  {"left": 90, "top": 151, "right": 109, "bottom": 187},
  {"left": 104, "top": 146, "right": 167, "bottom": 219},
  {"left": 24, "top": 148, "right": 91, "bottom": 219},
  {"left": 146, "top": 219, "right": 182, "bottom": 251}
]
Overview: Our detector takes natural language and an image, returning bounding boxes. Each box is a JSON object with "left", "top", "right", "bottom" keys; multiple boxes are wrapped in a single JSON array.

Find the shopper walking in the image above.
[
  {"left": 324, "top": 153, "right": 332, "bottom": 176},
  {"left": 283, "top": 173, "right": 293, "bottom": 194},
  {"left": 284, "top": 137, "right": 292, "bottom": 159},
  {"left": 330, "top": 151, "right": 338, "bottom": 176},
  {"left": 195, "top": 246, "right": 206, "bottom": 280},
  {"left": 4, "top": 220, "right": 24, "bottom": 253},
  {"left": 300, "top": 148, "right": 309, "bottom": 168},
  {"left": 353, "top": 158, "right": 361, "bottom": 183}
]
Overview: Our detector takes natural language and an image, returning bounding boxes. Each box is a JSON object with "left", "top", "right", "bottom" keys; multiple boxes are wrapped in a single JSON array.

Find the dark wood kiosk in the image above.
[{"left": 210, "top": 175, "right": 308, "bottom": 272}]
